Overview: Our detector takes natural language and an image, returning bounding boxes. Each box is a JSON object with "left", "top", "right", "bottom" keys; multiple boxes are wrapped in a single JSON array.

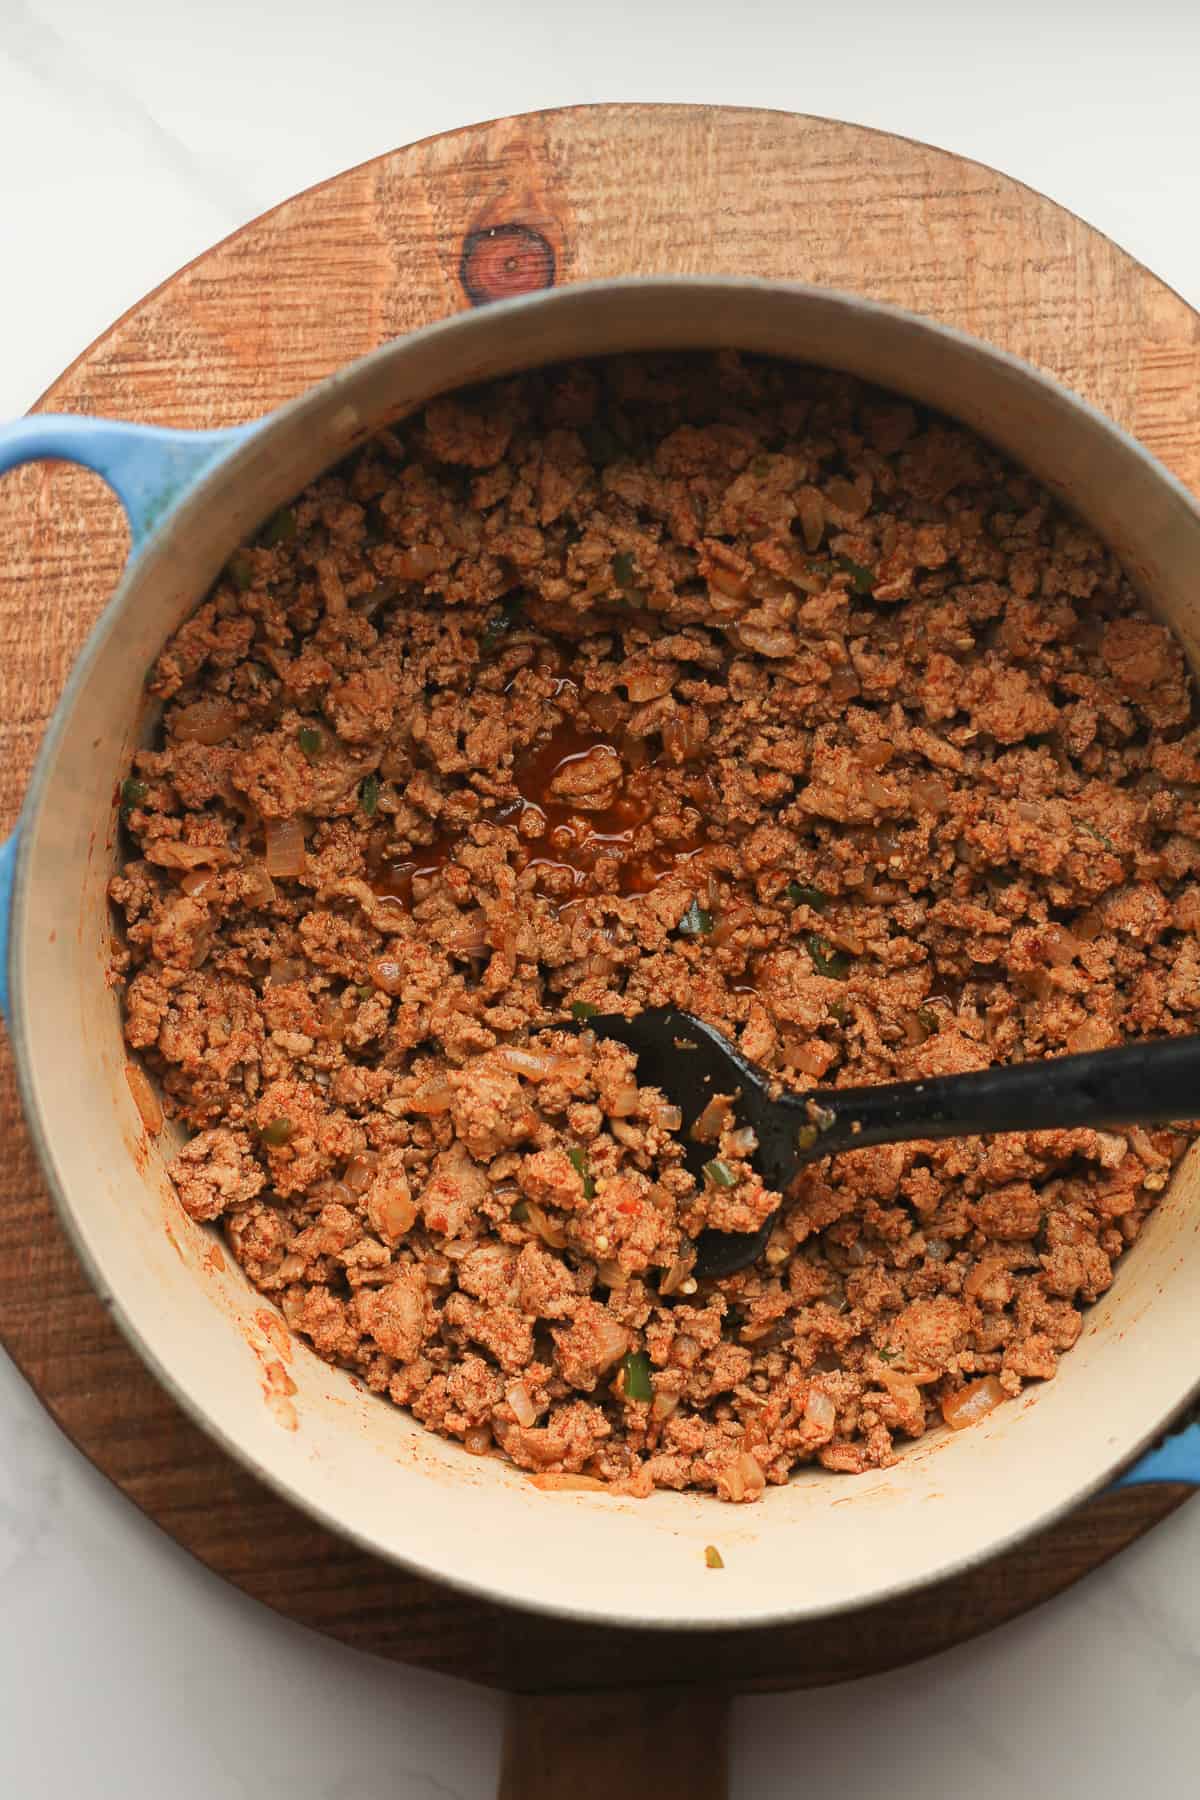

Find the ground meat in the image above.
[
  {"left": 111, "top": 354, "right": 1200, "bottom": 1502},
  {"left": 170, "top": 1128, "right": 265, "bottom": 1221}
]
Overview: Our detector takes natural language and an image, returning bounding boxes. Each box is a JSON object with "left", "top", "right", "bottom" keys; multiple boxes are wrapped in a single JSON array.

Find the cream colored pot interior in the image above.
[{"left": 12, "top": 280, "right": 1200, "bottom": 1629}]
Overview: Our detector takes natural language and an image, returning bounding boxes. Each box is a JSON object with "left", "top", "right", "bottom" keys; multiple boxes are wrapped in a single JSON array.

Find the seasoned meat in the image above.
[{"left": 111, "top": 354, "right": 1199, "bottom": 1501}]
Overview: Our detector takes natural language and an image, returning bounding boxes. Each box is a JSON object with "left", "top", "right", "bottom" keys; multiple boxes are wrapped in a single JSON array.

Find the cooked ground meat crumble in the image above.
[{"left": 109, "top": 353, "right": 1200, "bottom": 1502}]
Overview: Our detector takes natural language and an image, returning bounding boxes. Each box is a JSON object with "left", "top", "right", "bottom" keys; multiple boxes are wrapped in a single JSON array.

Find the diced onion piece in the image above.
[
  {"left": 1043, "top": 924, "right": 1079, "bottom": 967},
  {"left": 738, "top": 1452, "right": 766, "bottom": 1498},
  {"left": 691, "top": 1093, "right": 732, "bottom": 1143},
  {"left": 726, "top": 1451, "right": 766, "bottom": 1502},
  {"left": 506, "top": 1381, "right": 538, "bottom": 1428},
  {"left": 368, "top": 1177, "right": 417, "bottom": 1240},
  {"left": 1127, "top": 1125, "right": 1169, "bottom": 1170},
  {"left": 606, "top": 1082, "right": 639, "bottom": 1118},
  {"left": 395, "top": 544, "right": 440, "bottom": 581},
  {"left": 369, "top": 955, "right": 406, "bottom": 996},
  {"left": 310, "top": 1177, "right": 354, "bottom": 1207},
  {"left": 764, "top": 1230, "right": 792, "bottom": 1268},
  {"left": 1067, "top": 1017, "right": 1110, "bottom": 1053},
  {"left": 188, "top": 926, "right": 213, "bottom": 970},
  {"left": 385, "top": 1193, "right": 419, "bottom": 1237},
  {"left": 308, "top": 1003, "right": 354, "bottom": 1076},
  {"left": 727, "top": 1126, "right": 759, "bottom": 1157},
  {"left": 651, "top": 1390, "right": 681, "bottom": 1422},
  {"left": 658, "top": 1255, "right": 694, "bottom": 1297},
  {"left": 240, "top": 862, "right": 276, "bottom": 906},
  {"left": 593, "top": 1319, "right": 633, "bottom": 1375},
  {"left": 877, "top": 1368, "right": 921, "bottom": 1402},
  {"left": 343, "top": 1153, "right": 378, "bottom": 1194},
  {"left": 898, "top": 1364, "right": 942, "bottom": 1387},
  {"left": 497, "top": 1046, "right": 567, "bottom": 1082},
  {"left": 795, "top": 487, "right": 826, "bottom": 551},
  {"left": 652, "top": 1103, "right": 684, "bottom": 1132},
  {"left": 911, "top": 776, "right": 949, "bottom": 814},
  {"left": 804, "top": 1388, "right": 837, "bottom": 1431},
  {"left": 463, "top": 1426, "right": 492, "bottom": 1455},
  {"left": 585, "top": 691, "right": 628, "bottom": 734},
  {"left": 625, "top": 667, "right": 673, "bottom": 702},
  {"left": 124, "top": 1061, "right": 163, "bottom": 1135},
  {"left": 422, "top": 1250, "right": 452, "bottom": 1286},
  {"left": 661, "top": 716, "right": 704, "bottom": 763},
  {"left": 172, "top": 697, "right": 238, "bottom": 745},
  {"left": 737, "top": 624, "right": 795, "bottom": 659},
  {"left": 523, "top": 1202, "right": 569, "bottom": 1249},
  {"left": 146, "top": 839, "right": 235, "bottom": 872},
  {"left": 942, "top": 1375, "right": 1007, "bottom": 1431},
  {"left": 710, "top": 563, "right": 748, "bottom": 600},
  {"left": 268, "top": 956, "right": 307, "bottom": 985},
  {"left": 1073, "top": 909, "right": 1104, "bottom": 944},
  {"left": 182, "top": 869, "right": 219, "bottom": 902},
  {"left": 825, "top": 476, "right": 869, "bottom": 521},
  {"left": 790, "top": 1038, "right": 835, "bottom": 1078},
  {"left": 447, "top": 910, "right": 489, "bottom": 956},
  {"left": 710, "top": 910, "right": 747, "bottom": 948},
  {"left": 408, "top": 1078, "right": 453, "bottom": 1115},
  {"left": 264, "top": 817, "right": 306, "bottom": 878}
]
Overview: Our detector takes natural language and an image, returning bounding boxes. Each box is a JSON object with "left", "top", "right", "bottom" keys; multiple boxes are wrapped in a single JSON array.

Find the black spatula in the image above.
[{"left": 573, "top": 1007, "right": 1200, "bottom": 1281}]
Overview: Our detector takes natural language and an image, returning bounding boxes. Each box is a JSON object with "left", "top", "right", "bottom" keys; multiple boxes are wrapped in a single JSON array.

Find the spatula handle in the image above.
[{"left": 792, "top": 1032, "right": 1200, "bottom": 1167}]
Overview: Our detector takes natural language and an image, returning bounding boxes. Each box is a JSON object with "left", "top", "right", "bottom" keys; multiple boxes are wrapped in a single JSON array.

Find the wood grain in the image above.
[
  {"left": 0, "top": 105, "right": 1196, "bottom": 1698},
  {"left": 499, "top": 1689, "right": 727, "bottom": 1798}
]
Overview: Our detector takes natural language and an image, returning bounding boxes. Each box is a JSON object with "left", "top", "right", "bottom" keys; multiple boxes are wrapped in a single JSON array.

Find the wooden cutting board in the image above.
[{"left": 0, "top": 109, "right": 1196, "bottom": 1734}]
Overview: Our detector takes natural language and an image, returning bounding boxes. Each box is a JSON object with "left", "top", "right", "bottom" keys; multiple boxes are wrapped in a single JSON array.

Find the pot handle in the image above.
[
  {"left": 0, "top": 413, "right": 253, "bottom": 1023},
  {"left": 1120, "top": 1420, "right": 1200, "bottom": 1487},
  {"left": 0, "top": 414, "right": 252, "bottom": 552}
]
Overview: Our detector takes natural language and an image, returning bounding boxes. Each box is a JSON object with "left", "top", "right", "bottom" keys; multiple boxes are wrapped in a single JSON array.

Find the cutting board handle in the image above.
[{"left": 499, "top": 1688, "right": 729, "bottom": 1800}]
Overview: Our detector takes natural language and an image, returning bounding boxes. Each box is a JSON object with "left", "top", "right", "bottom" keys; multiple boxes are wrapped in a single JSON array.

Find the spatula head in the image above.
[{"left": 567, "top": 1008, "right": 787, "bottom": 1280}]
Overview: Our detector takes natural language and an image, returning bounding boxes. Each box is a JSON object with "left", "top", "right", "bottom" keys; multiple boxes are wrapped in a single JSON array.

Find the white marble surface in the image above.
[{"left": 3, "top": 1, "right": 1200, "bottom": 1792}]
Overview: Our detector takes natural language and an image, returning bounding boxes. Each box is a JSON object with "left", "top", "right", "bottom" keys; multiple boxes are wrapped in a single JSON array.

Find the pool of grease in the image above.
[{"left": 371, "top": 716, "right": 711, "bottom": 913}]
